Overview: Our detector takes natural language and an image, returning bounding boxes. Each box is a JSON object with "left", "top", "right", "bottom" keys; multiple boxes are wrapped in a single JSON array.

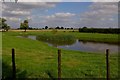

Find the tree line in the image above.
[
  {"left": 79, "top": 27, "right": 120, "bottom": 34},
  {"left": 1, "top": 18, "right": 120, "bottom": 34}
]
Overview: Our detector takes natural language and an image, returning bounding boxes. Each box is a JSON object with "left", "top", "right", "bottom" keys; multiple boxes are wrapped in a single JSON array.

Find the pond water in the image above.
[{"left": 19, "top": 35, "right": 119, "bottom": 54}]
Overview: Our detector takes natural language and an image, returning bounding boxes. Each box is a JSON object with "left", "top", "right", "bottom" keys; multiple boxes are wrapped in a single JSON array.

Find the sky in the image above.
[{"left": 1, "top": 0, "right": 119, "bottom": 28}]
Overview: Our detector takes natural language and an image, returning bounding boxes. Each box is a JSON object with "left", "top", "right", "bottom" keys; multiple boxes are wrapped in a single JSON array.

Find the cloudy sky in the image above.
[{"left": 1, "top": 0, "right": 119, "bottom": 28}]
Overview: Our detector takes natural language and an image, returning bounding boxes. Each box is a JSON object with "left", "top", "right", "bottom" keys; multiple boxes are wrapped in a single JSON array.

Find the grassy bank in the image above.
[
  {"left": 74, "top": 32, "right": 119, "bottom": 44},
  {"left": 6, "top": 30, "right": 119, "bottom": 44},
  {"left": 2, "top": 31, "right": 118, "bottom": 78}
]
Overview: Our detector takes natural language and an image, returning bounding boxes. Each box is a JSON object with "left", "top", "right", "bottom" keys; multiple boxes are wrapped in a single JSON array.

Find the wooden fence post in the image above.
[
  {"left": 58, "top": 49, "right": 61, "bottom": 80},
  {"left": 106, "top": 49, "right": 110, "bottom": 80},
  {"left": 12, "top": 48, "right": 16, "bottom": 79}
]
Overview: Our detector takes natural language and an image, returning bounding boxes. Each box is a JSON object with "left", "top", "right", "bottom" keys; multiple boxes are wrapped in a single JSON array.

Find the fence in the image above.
[
  {"left": 11, "top": 48, "right": 110, "bottom": 80},
  {"left": 12, "top": 48, "right": 16, "bottom": 80}
]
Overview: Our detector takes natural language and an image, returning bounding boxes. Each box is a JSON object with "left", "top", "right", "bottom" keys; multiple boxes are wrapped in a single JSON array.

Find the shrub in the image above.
[{"left": 36, "top": 33, "right": 76, "bottom": 46}]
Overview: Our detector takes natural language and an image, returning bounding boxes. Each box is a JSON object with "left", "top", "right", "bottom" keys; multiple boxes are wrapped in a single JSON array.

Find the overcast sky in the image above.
[{"left": 1, "top": 0, "right": 119, "bottom": 28}]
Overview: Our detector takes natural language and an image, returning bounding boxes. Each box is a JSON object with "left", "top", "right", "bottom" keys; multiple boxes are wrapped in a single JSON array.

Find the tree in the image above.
[
  {"left": 0, "top": 18, "right": 6, "bottom": 29},
  {"left": 5, "top": 25, "right": 10, "bottom": 31},
  {"left": 45, "top": 26, "right": 48, "bottom": 29},
  {"left": 61, "top": 27, "right": 64, "bottom": 29},
  {"left": 82, "top": 26, "right": 87, "bottom": 29},
  {"left": 20, "top": 20, "right": 29, "bottom": 32},
  {"left": 55, "top": 26, "right": 60, "bottom": 29},
  {"left": 20, "top": 23, "right": 24, "bottom": 29},
  {"left": 0, "top": 18, "right": 10, "bottom": 31},
  {"left": 82, "top": 26, "right": 88, "bottom": 32}
]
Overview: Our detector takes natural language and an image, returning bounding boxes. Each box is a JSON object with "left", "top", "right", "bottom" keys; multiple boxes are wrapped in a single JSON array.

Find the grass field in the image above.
[
  {"left": 2, "top": 31, "right": 119, "bottom": 78},
  {"left": 8, "top": 29, "right": 119, "bottom": 44}
]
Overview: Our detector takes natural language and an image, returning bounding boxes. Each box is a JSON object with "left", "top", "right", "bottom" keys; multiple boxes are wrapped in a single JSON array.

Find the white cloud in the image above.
[
  {"left": 55, "top": 13, "right": 75, "bottom": 17},
  {"left": 109, "top": 18, "right": 114, "bottom": 21},
  {"left": 2, "top": 2, "right": 57, "bottom": 28},
  {"left": 46, "top": 12, "right": 75, "bottom": 19},
  {"left": 2, "top": 2, "right": 56, "bottom": 20},
  {"left": 79, "top": 2, "right": 118, "bottom": 28},
  {"left": 92, "top": 0, "right": 119, "bottom": 2},
  {"left": 1, "top": 2, "right": 118, "bottom": 28},
  {"left": 1, "top": 0, "right": 119, "bottom": 2},
  {"left": 2, "top": 0, "right": 61, "bottom": 2},
  {"left": 18, "top": 0, "right": 61, "bottom": 2},
  {"left": 0, "top": 2, "right": 2, "bottom": 17},
  {"left": 63, "top": 0, "right": 119, "bottom": 2},
  {"left": 7, "top": 10, "right": 30, "bottom": 15},
  {"left": 2, "top": 2, "right": 56, "bottom": 11},
  {"left": 37, "top": 12, "right": 76, "bottom": 27},
  {"left": 8, "top": 17, "right": 20, "bottom": 21}
]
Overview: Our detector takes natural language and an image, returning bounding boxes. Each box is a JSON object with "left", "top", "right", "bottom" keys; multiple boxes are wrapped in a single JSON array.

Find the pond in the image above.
[{"left": 19, "top": 35, "right": 119, "bottom": 54}]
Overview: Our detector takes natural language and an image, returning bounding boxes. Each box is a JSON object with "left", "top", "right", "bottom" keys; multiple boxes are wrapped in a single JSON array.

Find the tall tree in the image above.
[
  {"left": 55, "top": 26, "right": 60, "bottom": 29},
  {"left": 61, "top": 27, "right": 64, "bottom": 29},
  {"left": 20, "top": 20, "right": 29, "bottom": 32},
  {"left": 0, "top": 18, "right": 10, "bottom": 31},
  {"left": 45, "top": 26, "right": 48, "bottom": 29}
]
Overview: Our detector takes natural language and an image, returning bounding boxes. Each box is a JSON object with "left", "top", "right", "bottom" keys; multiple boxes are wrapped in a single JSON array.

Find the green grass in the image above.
[
  {"left": 36, "top": 33, "right": 76, "bottom": 46},
  {"left": 5, "top": 31, "right": 119, "bottom": 44},
  {"left": 2, "top": 31, "right": 118, "bottom": 78},
  {"left": 73, "top": 32, "right": 119, "bottom": 44}
]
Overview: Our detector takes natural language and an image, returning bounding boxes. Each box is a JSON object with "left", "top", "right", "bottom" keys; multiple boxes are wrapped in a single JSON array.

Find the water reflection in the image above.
[
  {"left": 58, "top": 40, "right": 118, "bottom": 53},
  {"left": 18, "top": 36, "right": 119, "bottom": 53}
]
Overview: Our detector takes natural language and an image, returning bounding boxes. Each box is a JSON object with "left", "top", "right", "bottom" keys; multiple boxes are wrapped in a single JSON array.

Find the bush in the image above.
[{"left": 36, "top": 33, "right": 76, "bottom": 46}]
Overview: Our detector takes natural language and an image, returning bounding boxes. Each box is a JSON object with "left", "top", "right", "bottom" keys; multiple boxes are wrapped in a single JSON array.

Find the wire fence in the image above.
[{"left": 6, "top": 48, "right": 112, "bottom": 80}]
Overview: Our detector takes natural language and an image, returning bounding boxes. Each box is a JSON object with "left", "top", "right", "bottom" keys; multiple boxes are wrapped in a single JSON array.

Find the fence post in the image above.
[
  {"left": 58, "top": 49, "right": 61, "bottom": 80},
  {"left": 106, "top": 49, "right": 110, "bottom": 80},
  {"left": 12, "top": 48, "right": 16, "bottom": 79}
]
